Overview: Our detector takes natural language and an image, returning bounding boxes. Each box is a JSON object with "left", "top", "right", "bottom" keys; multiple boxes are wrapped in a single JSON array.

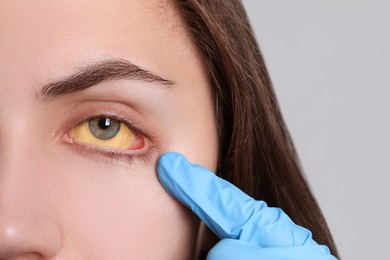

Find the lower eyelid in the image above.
[{"left": 64, "top": 138, "right": 156, "bottom": 166}]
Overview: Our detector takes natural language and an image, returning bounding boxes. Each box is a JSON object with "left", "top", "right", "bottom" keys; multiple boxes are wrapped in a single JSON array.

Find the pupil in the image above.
[{"left": 98, "top": 118, "right": 110, "bottom": 129}]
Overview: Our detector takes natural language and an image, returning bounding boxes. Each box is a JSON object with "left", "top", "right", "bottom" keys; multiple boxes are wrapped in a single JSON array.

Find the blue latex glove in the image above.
[{"left": 157, "top": 152, "right": 337, "bottom": 260}]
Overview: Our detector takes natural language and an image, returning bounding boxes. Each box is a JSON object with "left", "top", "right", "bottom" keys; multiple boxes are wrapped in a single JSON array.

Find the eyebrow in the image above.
[{"left": 39, "top": 58, "right": 174, "bottom": 99}]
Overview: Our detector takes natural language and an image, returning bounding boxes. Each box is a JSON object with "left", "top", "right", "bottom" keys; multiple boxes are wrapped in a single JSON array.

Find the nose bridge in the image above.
[
  {"left": 0, "top": 141, "right": 49, "bottom": 208},
  {"left": 0, "top": 114, "right": 39, "bottom": 191},
  {"left": 0, "top": 125, "right": 63, "bottom": 258}
]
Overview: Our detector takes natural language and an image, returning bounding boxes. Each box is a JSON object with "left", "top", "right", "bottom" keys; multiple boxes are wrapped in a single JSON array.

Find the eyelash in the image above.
[
  {"left": 66, "top": 113, "right": 155, "bottom": 166},
  {"left": 103, "top": 149, "right": 154, "bottom": 165}
]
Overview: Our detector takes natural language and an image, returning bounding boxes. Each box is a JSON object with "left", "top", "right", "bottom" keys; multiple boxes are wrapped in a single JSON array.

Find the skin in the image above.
[{"left": 0, "top": 0, "right": 218, "bottom": 259}]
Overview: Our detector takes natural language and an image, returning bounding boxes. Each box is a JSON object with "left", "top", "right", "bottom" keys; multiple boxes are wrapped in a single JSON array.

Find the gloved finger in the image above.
[
  {"left": 157, "top": 152, "right": 317, "bottom": 248},
  {"left": 206, "top": 239, "right": 336, "bottom": 260}
]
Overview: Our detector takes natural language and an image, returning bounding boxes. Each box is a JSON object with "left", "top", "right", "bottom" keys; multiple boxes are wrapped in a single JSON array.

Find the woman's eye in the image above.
[{"left": 70, "top": 117, "right": 144, "bottom": 150}]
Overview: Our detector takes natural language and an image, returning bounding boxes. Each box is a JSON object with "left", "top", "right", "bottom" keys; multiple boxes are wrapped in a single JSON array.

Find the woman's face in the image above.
[{"left": 0, "top": 0, "right": 218, "bottom": 259}]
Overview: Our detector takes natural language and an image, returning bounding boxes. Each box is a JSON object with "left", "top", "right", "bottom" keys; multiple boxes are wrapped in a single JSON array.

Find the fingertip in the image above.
[
  {"left": 157, "top": 152, "right": 190, "bottom": 191},
  {"left": 157, "top": 152, "right": 187, "bottom": 175}
]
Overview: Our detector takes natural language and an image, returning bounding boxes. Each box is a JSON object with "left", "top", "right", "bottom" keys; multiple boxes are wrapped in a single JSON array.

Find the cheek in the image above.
[{"left": 49, "top": 153, "right": 198, "bottom": 259}]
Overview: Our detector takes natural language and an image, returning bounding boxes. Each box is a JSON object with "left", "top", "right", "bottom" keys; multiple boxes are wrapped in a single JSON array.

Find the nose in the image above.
[
  {"left": 0, "top": 216, "right": 62, "bottom": 259},
  {"left": 0, "top": 155, "right": 62, "bottom": 259}
]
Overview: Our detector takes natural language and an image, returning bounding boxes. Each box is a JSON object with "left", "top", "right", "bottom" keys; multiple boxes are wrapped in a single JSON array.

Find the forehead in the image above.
[
  {"left": 0, "top": 0, "right": 177, "bottom": 43},
  {"left": 0, "top": 0, "right": 195, "bottom": 91}
]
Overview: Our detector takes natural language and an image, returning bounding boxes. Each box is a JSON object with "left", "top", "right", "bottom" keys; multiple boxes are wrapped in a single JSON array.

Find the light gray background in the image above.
[{"left": 242, "top": 1, "right": 389, "bottom": 259}]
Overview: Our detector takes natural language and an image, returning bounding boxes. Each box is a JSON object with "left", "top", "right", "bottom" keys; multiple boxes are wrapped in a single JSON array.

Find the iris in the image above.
[{"left": 88, "top": 118, "right": 120, "bottom": 140}]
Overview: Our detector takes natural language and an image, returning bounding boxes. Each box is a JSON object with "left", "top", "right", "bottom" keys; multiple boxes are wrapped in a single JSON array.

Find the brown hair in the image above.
[{"left": 175, "top": 0, "right": 339, "bottom": 258}]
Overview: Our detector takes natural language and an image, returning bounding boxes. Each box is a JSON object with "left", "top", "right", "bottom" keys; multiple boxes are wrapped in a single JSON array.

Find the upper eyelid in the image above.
[{"left": 57, "top": 100, "right": 151, "bottom": 138}]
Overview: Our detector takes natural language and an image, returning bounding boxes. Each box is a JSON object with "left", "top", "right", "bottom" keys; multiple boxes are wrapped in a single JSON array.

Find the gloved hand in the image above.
[{"left": 157, "top": 152, "right": 337, "bottom": 260}]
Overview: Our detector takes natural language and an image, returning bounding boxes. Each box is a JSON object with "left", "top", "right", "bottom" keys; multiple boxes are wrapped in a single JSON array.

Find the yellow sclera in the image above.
[{"left": 72, "top": 120, "right": 135, "bottom": 149}]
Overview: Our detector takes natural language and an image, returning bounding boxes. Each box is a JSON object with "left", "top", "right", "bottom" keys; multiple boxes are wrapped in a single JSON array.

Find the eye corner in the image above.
[{"left": 61, "top": 131, "right": 74, "bottom": 144}]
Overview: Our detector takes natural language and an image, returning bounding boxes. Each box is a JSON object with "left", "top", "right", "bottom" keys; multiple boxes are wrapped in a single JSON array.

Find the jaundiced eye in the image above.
[{"left": 71, "top": 117, "right": 143, "bottom": 150}]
